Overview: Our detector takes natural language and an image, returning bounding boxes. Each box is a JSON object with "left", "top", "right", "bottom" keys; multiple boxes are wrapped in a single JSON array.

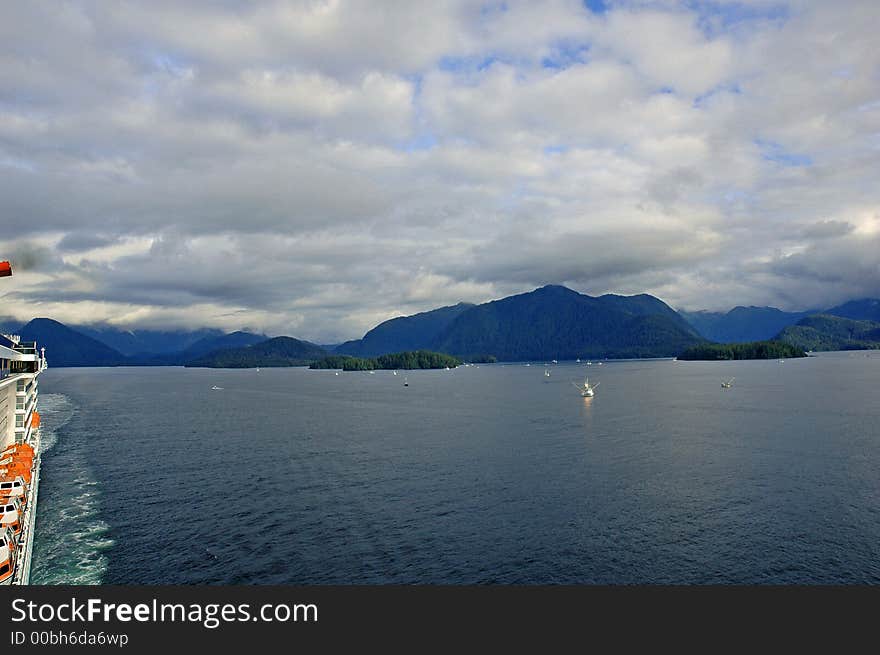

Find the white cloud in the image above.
[{"left": 1, "top": 0, "right": 879, "bottom": 339}]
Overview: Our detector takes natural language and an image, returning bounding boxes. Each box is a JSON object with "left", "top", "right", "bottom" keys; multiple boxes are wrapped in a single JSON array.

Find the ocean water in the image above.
[{"left": 31, "top": 352, "right": 880, "bottom": 584}]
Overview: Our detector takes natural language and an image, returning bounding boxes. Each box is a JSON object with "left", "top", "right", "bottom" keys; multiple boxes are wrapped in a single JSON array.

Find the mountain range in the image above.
[
  {"left": 4, "top": 288, "right": 879, "bottom": 367},
  {"left": 679, "top": 298, "right": 880, "bottom": 343},
  {"left": 336, "top": 285, "right": 703, "bottom": 361}
]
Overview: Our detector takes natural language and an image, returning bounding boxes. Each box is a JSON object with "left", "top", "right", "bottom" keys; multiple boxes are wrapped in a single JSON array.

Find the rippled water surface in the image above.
[{"left": 32, "top": 352, "right": 880, "bottom": 584}]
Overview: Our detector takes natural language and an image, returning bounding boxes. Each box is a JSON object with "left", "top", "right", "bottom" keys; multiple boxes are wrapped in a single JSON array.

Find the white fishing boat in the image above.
[
  {"left": 211, "top": 385, "right": 223, "bottom": 390},
  {"left": 572, "top": 378, "right": 599, "bottom": 397},
  {"left": 721, "top": 377, "right": 734, "bottom": 389}
]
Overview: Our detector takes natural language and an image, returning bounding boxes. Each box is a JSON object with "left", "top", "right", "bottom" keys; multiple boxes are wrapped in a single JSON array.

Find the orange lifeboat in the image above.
[
  {"left": 0, "top": 527, "right": 17, "bottom": 584},
  {"left": 30, "top": 412, "right": 40, "bottom": 428},
  {"left": 1, "top": 445, "right": 34, "bottom": 460},
  {"left": 0, "top": 261, "right": 11, "bottom": 278},
  {"left": 0, "top": 498, "right": 23, "bottom": 536},
  {"left": 0, "top": 452, "right": 33, "bottom": 483},
  {"left": 0, "top": 454, "right": 33, "bottom": 468},
  {"left": 0, "top": 476, "right": 27, "bottom": 509},
  {"left": 0, "top": 467, "right": 31, "bottom": 485}
]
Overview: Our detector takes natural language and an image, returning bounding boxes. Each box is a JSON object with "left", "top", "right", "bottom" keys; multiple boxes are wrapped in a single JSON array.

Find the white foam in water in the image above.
[
  {"left": 29, "top": 394, "right": 115, "bottom": 585},
  {"left": 34, "top": 393, "right": 74, "bottom": 454}
]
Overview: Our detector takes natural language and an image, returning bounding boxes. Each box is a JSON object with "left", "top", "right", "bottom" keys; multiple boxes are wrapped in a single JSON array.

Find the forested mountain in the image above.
[
  {"left": 20, "top": 318, "right": 126, "bottom": 367},
  {"left": 774, "top": 315, "right": 880, "bottom": 351},
  {"left": 186, "top": 336, "right": 327, "bottom": 367},
  {"left": 335, "top": 303, "right": 474, "bottom": 357}
]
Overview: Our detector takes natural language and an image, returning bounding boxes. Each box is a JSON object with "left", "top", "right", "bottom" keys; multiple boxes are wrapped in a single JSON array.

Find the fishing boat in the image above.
[
  {"left": 403, "top": 377, "right": 409, "bottom": 387},
  {"left": 721, "top": 377, "right": 734, "bottom": 389},
  {"left": 211, "top": 385, "right": 223, "bottom": 390},
  {"left": 544, "top": 368, "right": 551, "bottom": 378},
  {"left": 572, "top": 378, "right": 599, "bottom": 397}
]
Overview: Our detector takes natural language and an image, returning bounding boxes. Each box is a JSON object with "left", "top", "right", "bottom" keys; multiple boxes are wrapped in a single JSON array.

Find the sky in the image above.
[{"left": 1, "top": 0, "right": 879, "bottom": 342}]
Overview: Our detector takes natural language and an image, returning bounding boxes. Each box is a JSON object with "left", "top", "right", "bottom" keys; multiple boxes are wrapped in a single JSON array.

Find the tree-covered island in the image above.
[{"left": 310, "top": 350, "right": 463, "bottom": 370}]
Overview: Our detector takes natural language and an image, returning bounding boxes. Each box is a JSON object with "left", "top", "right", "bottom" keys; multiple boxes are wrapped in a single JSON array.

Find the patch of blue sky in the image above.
[
  {"left": 140, "top": 52, "right": 193, "bottom": 98},
  {"left": 693, "top": 82, "right": 742, "bottom": 107},
  {"left": 543, "top": 145, "right": 569, "bottom": 155},
  {"left": 400, "top": 133, "right": 439, "bottom": 152},
  {"left": 541, "top": 42, "right": 590, "bottom": 70},
  {"left": 480, "top": 1, "right": 509, "bottom": 18},
  {"left": 756, "top": 139, "right": 812, "bottom": 167},
  {"left": 686, "top": 1, "right": 789, "bottom": 39},
  {"left": 149, "top": 52, "right": 191, "bottom": 77},
  {"left": 583, "top": 0, "right": 609, "bottom": 15},
  {"left": 438, "top": 54, "right": 500, "bottom": 74}
]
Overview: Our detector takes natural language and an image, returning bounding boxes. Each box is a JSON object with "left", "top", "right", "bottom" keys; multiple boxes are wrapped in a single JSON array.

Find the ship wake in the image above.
[{"left": 28, "top": 394, "right": 114, "bottom": 585}]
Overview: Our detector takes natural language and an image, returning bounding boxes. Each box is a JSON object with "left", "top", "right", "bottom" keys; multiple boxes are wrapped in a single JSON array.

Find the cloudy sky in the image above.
[{"left": 1, "top": 0, "right": 879, "bottom": 341}]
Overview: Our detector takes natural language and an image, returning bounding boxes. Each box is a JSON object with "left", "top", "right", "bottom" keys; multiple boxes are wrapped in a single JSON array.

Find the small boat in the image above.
[
  {"left": 0, "top": 498, "right": 23, "bottom": 536},
  {"left": 369, "top": 371, "right": 375, "bottom": 375},
  {"left": 403, "top": 377, "right": 409, "bottom": 387},
  {"left": 576, "top": 358, "right": 581, "bottom": 363},
  {"left": 721, "top": 377, "right": 734, "bottom": 389},
  {"left": 393, "top": 371, "right": 398, "bottom": 376},
  {"left": 211, "top": 385, "right": 223, "bottom": 390},
  {"left": 256, "top": 368, "right": 260, "bottom": 372},
  {"left": 586, "top": 361, "right": 592, "bottom": 366},
  {"left": 552, "top": 359, "right": 558, "bottom": 364},
  {"left": 544, "top": 368, "right": 551, "bottom": 378},
  {"left": 0, "top": 527, "right": 18, "bottom": 585},
  {"left": 572, "top": 378, "right": 599, "bottom": 398},
  {"left": 525, "top": 363, "right": 530, "bottom": 367},
  {"left": 335, "top": 372, "right": 339, "bottom": 376},
  {"left": 0, "top": 476, "right": 27, "bottom": 507}
]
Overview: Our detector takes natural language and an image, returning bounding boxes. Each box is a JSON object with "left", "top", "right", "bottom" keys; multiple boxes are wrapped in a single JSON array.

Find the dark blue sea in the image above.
[{"left": 30, "top": 351, "right": 880, "bottom": 584}]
